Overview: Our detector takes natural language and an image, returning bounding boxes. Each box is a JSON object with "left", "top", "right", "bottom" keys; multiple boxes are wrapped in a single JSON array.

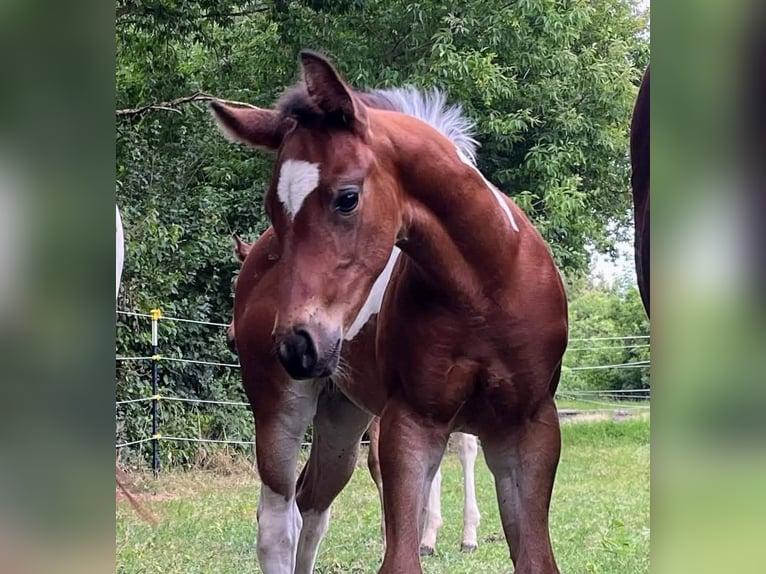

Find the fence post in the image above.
[{"left": 150, "top": 308, "right": 162, "bottom": 479}]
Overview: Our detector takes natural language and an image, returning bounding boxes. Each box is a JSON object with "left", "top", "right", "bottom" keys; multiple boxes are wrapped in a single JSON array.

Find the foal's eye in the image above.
[{"left": 334, "top": 188, "right": 359, "bottom": 214}]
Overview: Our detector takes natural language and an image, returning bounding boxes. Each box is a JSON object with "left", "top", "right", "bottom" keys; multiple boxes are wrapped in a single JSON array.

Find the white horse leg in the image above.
[
  {"left": 456, "top": 432, "right": 480, "bottom": 552},
  {"left": 253, "top": 378, "right": 320, "bottom": 574},
  {"left": 419, "top": 465, "right": 443, "bottom": 556},
  {"left": 257, "top": 484, "right": 304, "bottom": 573}
]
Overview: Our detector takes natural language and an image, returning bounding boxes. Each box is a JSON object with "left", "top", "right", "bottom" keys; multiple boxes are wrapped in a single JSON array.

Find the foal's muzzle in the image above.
[{"left": 275, "top": 327, "right": 340, "bottom": 380}]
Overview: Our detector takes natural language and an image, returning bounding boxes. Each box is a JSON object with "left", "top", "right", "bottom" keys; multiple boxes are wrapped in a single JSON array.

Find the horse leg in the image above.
[
  {"left": 456, "top": 432, "right": 480, "bottom": 553},
  {"left": 252, "top": 378, "right": 321, "bottom": 574},
  {"left": 366, "top": 416, "right": 386, "bottom": 545},
  {"left": 378, "top": 398, "right": 450, "bottom": 574},
  {"left": 481, "top": 398, "right": 561, "bottom": 574},
  {"left": 294, "top": 386, "right": 374, "bottom": 574},
  {"left": 419, "top": 465, "right": 442, "bottom": 556}
]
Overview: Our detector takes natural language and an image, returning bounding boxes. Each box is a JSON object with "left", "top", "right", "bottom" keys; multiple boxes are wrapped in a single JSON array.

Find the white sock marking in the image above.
[
  {"left": 456, "top": 432, "right": 480, "bottom": 548},
  {"left": 344, "top": 247, "right": 402, "bottom": 341},
  {"left": 277, "top": 159, "right": 320, "bottom": 220},
  {"left": 456, "top": 147, "right": 519, "bottom": 232},
  {"left": 421, "top": 466, "right": 443, "bottom": 550},
  {"left": 256, "top": 484, "right": 303, "bottom": 573}
]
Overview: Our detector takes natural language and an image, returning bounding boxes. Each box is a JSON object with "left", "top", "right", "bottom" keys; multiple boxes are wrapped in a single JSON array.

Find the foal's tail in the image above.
[{"left": 116, "top": 467, "right": 158, "bottom": 526}]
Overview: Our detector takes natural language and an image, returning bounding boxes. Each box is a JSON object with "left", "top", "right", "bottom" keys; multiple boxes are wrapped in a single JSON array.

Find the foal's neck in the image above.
[{"left": 378, "top": 114, "right": 521, "bottom": 303}]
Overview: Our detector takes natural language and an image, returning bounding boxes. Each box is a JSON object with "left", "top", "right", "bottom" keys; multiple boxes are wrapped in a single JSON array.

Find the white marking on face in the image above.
[
  {"left": 277, "top": 160, "right": 320, "bottom": 220},
  {"left": 456, "top": 147, "right": 519, "bottom": 232},
  {"left": 343, "top": 247, "right": 402, "bottom": 341}
]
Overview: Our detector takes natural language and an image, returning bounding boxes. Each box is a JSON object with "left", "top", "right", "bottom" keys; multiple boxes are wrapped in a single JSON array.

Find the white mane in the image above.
[{"left": 372, "top": 87, "right": 479, "bottom": 165}]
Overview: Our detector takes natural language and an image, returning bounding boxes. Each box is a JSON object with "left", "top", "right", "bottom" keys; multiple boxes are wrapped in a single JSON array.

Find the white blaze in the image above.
[
  {"left": 277, "top": 159, "right": 320, "bottom": 220},
  {"left": 456, "top": 147, "right": 519, "bottom": 232}
]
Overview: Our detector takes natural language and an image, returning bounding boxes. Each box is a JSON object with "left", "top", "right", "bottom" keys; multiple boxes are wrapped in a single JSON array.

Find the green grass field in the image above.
[{"left": 117, "top": 417, "right": 649, "bottom": 573}]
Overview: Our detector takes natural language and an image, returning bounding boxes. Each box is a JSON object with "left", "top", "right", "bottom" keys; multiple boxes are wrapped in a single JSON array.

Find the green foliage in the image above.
[
  {"left": 116, "top": 0, "right": 649, "bottom": 467},
  {"left": 562, "top": 277, "right": 650, "bottom": 392}
]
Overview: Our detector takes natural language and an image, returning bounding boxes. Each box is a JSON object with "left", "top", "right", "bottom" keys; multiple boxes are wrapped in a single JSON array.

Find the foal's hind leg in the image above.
[
  {"left": 419, "top": 465, "right": 443, "bottom": 556},
  {"left": 481, "top": 398, "right": 561, "bottom": 574},
  {"left": 455, "top": 432, "right": 481, "bottom": 553},
  {"left": 378, "top": 397, "right": 450, "bottom": 574},
  {"left": 367, "top": 417, "right": 386, "bottom": 545},
  {"left": 294, "top": 386, "right": 374, "bottom": 574}
]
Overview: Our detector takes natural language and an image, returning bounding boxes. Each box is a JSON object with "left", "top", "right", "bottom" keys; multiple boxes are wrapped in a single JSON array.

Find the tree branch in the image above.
[{"left": 116, "top": 91, "right": 258, "bottom": 118}]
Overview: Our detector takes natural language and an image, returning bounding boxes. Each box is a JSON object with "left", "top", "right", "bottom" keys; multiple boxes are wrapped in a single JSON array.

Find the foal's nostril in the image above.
[
  {"left": 276, "top": 328, "right": 318, "bottom": 379},
  {"left": 293, "top": 329, "right": 315, "bottom": 370}
]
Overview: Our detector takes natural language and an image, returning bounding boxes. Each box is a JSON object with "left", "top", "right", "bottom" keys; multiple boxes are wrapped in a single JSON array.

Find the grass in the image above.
[{"left": 117, "top": 417, "right": 649, "bottom": 573}]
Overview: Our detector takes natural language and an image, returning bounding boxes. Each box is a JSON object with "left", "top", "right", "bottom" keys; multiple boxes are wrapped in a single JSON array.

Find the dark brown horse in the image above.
[
  {"left": 212, "top": 51, "right": 568, "bottom": 573},
  {"left": 631, "top": 65, "right": 650, "bottom": 316}
]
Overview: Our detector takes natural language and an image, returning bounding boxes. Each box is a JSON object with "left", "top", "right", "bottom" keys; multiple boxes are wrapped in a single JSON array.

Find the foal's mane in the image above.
[{"left": 277, "top": 83, "right": 479, "bottom": 165}]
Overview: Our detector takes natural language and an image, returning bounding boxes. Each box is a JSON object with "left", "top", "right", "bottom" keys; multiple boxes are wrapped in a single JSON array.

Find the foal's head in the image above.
[{"left": 211, "top": 51, "right": 402, "bottom": 379}]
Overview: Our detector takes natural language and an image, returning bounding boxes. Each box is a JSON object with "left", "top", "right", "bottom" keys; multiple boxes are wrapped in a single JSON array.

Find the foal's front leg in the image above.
[
  {"left": 293, "top": 387, "right": 374, "bottom": 574},
  {"left": 252, "top": 378, "right": 321, "bottom": 574},
  {"left": 378, "top": 398, "right": 450, "bottom": 574}
]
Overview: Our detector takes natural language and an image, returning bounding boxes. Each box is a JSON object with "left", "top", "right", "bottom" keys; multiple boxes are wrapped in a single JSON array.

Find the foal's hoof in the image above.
[
  {"left": 461, "top": 543, "right": 478, "bottom": 553},
  {"left": 419, "top": 545, "right": 434, "bottom": 557}
]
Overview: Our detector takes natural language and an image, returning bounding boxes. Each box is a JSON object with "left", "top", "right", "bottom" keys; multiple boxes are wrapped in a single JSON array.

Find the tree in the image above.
[
  {"left": 115, "top": 0, "right": 650, "bottom": 465},
  {"left": 563, "top": 277, "right": 650, "bottom": 392}
]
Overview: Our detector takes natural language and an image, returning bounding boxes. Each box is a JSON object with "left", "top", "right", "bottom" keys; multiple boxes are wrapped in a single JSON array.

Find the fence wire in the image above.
[{"left": 116, "top": 308, "right": 651, "bottom": 453}]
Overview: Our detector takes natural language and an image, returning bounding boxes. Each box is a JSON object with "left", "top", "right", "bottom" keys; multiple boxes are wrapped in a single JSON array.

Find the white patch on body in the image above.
[
  {"left": 277, "top": 160, "right": 320, "bottom": 220},
  {"left": 456, "top": 147, "right": 519, "bottom": 232},
  {"left": 344, "top": 247, "right": 402, "bottom": 341},
  {"left": 294, "top": 508, "right": 331, "bottom": 574}
]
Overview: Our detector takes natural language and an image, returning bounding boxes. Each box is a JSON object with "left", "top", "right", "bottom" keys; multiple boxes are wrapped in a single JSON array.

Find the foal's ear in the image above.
[
  {"left": 231, "top": 233, "right": 251, "bottom": 263},
  {"left": 299, "top": 50, "right": 367, "bottom": 132},
  {"left": 210, "top": 101, "right": 286, "bottom": 150}
]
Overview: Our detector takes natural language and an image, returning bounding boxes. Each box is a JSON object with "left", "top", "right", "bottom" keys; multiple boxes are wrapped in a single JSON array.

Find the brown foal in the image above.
[
  {"left": 211, "top": 51, "right": 568, "bottom": 573},
  {"left": 227, "top": 235, "right": 481, "bottom": 558}
]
